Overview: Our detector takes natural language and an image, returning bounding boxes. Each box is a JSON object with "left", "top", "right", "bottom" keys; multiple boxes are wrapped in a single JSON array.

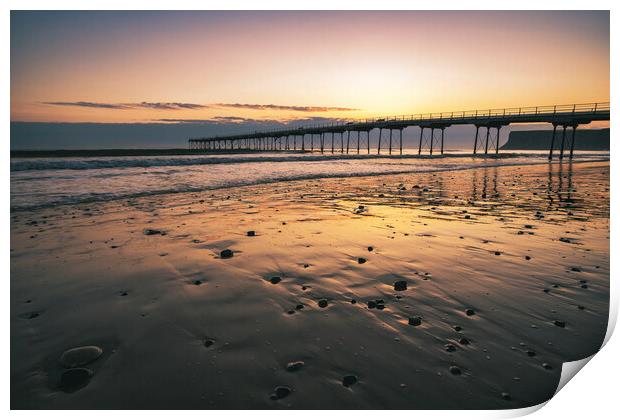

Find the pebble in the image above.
[
  {"left": 286, "top": 361, "right": 305, "bottom": 372},
  {"left": 59, "top": 368, "right": 93, "bottom": 392},
  {"left": 453, "top": 325, "right": 462, "bottom": 332},
  {"left": 350, "top": 299, "right": 357, "bottom": 304},
  {"left": 465, "top": 308, "right": 476, "bottom": 316},
  {"left": 270, "top": 386, "right": 291, "bottom": 400},
  {"left": 367, "top": 246, "right": 374, "bottom": 251},
  {"left": 60, "top": 346, "right": 103, "bottom": 368},
  {"left": 394, "top": 280, "right": 407, "bottom": 291},
  {"left": 449, "top": 365, "right": 462, "bottom": 375},
  {"left": 459, "top": 337, "right": 470, "bottom": 345},
  {"left": 318, "top": 299, "right": 328, "bottom": 308},
  {"left": 553, "top": 320, "right": 566, "bottom": 328},
  {"left": 501, "top": 392, "right": 512, "bottom": 401},
  {"left": 143, "top": 229, "right": 164, "bottom": 235},
  {"left": 342, "top": 375, "right": 358, "bottom": 387},
  {"left": 247, "top": 231, "right": 256, "bottom": 236},
  {"left": 269, "top": 276, "right": 282, "bottom": 285},
  {"left": 494, "top": 251, "right": 501, "bottom": 256},
  {"left": 408, "top": 317, "right": 422, "bottom": 326},
  {"left": 220, "top": 249, "right": 234, "bottom": 259},
  {"left": 357, "top": 258, "right": 367, "bottom": 264},
  {"left": 295, "top": 304, "right": 304, "bottom": 310},
  {"left": 444, "top": 344, "right": 457, "bottom": 352},
  {"left": 542, "top": 363, "right": 553, "bottom": 370},
  {"left": 526, "top": 350, "right": 536, "bottom": 357},
  {"left": 367, "top": 301, "right": 376, "bottom": 309}
]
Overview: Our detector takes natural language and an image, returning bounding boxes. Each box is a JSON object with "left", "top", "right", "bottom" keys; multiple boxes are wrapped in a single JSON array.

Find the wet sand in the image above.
[{"left": 10, "top": 161, "right": 609, "bottom": 409}]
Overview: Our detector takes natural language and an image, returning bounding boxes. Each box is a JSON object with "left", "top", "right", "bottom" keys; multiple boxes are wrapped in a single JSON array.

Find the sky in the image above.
[{"left": 10, "top": 11, "right": 610, "bottom": 148}]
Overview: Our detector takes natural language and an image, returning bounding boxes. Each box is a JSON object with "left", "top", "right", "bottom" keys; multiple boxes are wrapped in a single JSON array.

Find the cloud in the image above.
[
  {"left": 42, "top": 101, "right": 207, "bottom": 110},
  {"left": 216, "top": 103, "right": 359, "bottom": 112},
  {"left": 154, "top": 116, "right": 347, "bottom": 125},
  {"left": 42, "top": 101, "right": 132, "bottom": 110}
]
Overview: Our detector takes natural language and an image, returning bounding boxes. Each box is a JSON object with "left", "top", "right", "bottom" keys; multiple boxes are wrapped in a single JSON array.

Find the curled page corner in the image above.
[{"left": 554, "top": 355, "right": 595, "bottom": 396}]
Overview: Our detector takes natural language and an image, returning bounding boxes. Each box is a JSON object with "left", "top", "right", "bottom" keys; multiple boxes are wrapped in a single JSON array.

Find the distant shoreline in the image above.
[{"left": 10, "top": 149, "right": 295, "bottom": 158}]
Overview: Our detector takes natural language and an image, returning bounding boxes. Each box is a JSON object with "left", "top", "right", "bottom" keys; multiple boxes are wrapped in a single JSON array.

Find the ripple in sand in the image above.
[
  {"left": 60, "top": 345, "right": 103, "bottom": 368},
  {"left": 59, "top": 368, "right": 93, "bottom": 392}
]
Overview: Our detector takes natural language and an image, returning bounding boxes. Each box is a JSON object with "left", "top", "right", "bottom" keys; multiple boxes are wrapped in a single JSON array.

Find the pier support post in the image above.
[
  {"left": 301, "top": 134, "right": 305, "bottom": 151},
  {"left": 377, "top": 128, "right": 382, "bottom": 154},
  {"left": 559, "top": 125, "right": 567, "bottom": 160},
  {"left": 440, "top": 128, "right": 445, "bottom": 154},
  {"left": 418, "top": 127, "right": 424, "bottom": 155},
  {"left": 340, "top": 132, "right": 344, "bottom": 153},
  {"left": 473, "top": 125, "right": 479, "bottom": 155},
  {"left": 484, "top": 127, "right": 490, "bottom": 155},
  {"left": 346, "top": 131, "right": 351, "bottom": 154},
  {"left": 430, "top": 128, "right": 435, "bottom": 155},
  {"left": 389, "top": 129, "right": 393, "bottom": 155},
  {"left": 569, "top": 124, "right": 578, "bottom": 159},
  {"left": 548, "top": 124, "right": 557, "bottom": 160},
  {"left": 367, "top": 131, "right": 370, "bottom": 154},
  {"left": 331, "top": 132, "right": 335, "bottom": 154},
  {"left": 320, "top": 133, "right": 324, "bottom": 154},
  {"left": 357, "top": 131, "right": 361, "bottom": 154},
  {"left": 495, "top": 127, "right": 500, "bottom": 155}
]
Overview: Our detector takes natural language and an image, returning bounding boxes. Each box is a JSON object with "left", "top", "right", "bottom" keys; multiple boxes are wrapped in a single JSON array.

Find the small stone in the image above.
[
  {"left": 542, "top": 363, "right": 553, "bottom": 370},
  {"left": 318, "top": 299, "right": 328, "bottom": 308},
  {"left": 270, "top": 386, "right": 291, "bottom": 400},
  {"left": 553, "top": 320, "right": 566, "bottom": 328},
  {"left": 453, "top": 325, "right": 462, "bottom": 332},
  {"left": 367, "top": 301, "right": 376, "bottom": 309},
  {"left": 394, "top": 280, "right": 407, "bottom": 291},
  {"left": 459, "top": 337, "right": 470, "bottom": 345},
  {"left": 143, "top": 229, "right": 163, "bottom": 235},
  {"left": 247, "top": 230, "right": 256, "bottom": 237},
  {"left": 204, "top": 338, "right": 215, "bottom": 347},
  {"left": 408, "top": 317, "right": 422, "bottom": 326},
  {"left": 449, "top": 365, "right": 462, "bottom": 375},
  {"left": 296, "top": 304, "right": 304, "bottom": 310},
  {"left": 376, "top": 304, "right": 385, "bottom": 310},
  {"left": 444, "top": 344, "right": 457, "bottom": 352},
  {"left": 350, "top": 299, "right": 357, "bottom": 304},
  {"left": 526, "top": 350, "right": 536, "bottom": 357},
  {"left": 59, "top": 368, "right": 93, "bottom": 392},
  {"left": 192, "top": 280, "right": 202, "bottom": 286},
  {"left": 367, "top": 246, "right": 374, "bottom": 252},
  {"left": 357, "top": 258, "right": 367, "bottom": 264},
  {"left": 525, "top": 256, "right": 531, "bottom": 260},
  {"left": 494, "top": 251, "right": 501, "bottom": 256},
  {"left": 571, "top": 267, "right": 581, "bottom": 272},
  {"left": 220, "top": 249, "right": 234, "bottom": 259},
  {"left": 578, "top": 305, "right": 585, "bottom": 310},
  {"left": 60, "top": 346, "right": 103, "bottom": 368},
  {"left": 543, "top": 289, "right": 550, "bottom": 293},
  {"left": 269, "top": 276, "right": 282, "bottom": 285},
  {"left": 342, "top": 375, "right": 358, "bottom": 387},
  {"left": 286, "top": 361, "right": 305, "bottom": 372},
  {"left": 501, "top": 392, "right": 512, "bottom": 401},
  {"left": 465, "top": 308, "right": 476, "bottom": 316}
]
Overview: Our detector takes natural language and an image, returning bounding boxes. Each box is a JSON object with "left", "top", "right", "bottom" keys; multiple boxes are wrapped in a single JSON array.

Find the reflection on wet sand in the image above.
[{"left": 10, "top": 161, "right": 609, "bottom": 409}]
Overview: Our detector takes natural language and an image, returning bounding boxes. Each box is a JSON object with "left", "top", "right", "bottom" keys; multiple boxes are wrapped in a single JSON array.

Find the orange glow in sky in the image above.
[{"left": 11, "top": 11, "right": 610, "bottom": 123}]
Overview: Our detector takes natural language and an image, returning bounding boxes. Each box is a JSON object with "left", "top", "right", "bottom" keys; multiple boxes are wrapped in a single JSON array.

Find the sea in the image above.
[{"left": 10, "top": 149, "right": 609, "bottom": 212}]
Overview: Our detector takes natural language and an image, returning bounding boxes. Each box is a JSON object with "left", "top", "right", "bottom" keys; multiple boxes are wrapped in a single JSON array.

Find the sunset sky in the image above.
[{"left": 11, "top": 11, "right": 610, "bottom": 125}]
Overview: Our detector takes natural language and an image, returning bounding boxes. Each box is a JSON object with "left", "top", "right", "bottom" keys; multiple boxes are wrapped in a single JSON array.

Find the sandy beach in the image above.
[{"left": 10, "top": 160, "right": 609, "bottom": 409}]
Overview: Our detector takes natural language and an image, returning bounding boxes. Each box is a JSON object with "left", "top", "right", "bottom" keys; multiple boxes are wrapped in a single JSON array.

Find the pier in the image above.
[{"left": 188, "top": 102, "right": 609, "bottom": 160}]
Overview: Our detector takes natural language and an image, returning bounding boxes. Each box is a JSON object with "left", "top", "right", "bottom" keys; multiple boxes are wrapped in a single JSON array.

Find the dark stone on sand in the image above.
[
  {"left": 367, "top": 301, "right": 376, "bottom": 309},
  {"left": 408, "top": 317, "right": 422, "bottom": 326},
  {"left": 270, "top": 276, "right": 282, "bottom": 285},
  {"left": 350, "top": 299, "right": 356, "bottom": 304},
  {"left": 368, "top": 246, "right": 374, "bottom": 251},
  {"left": 571, "top": 267, "right": 581, "bottom": 272},
  {"left": 494, "top": 251, "right": 501, "bottom": 256},
  {"left": 526, "top": 350, "right": 536, "bottom": 357},
  {"left": 286, "top": 361, "right": 305, "bottom": 372},
  {"left": 581, "top": 284, "right": 588, "bottom": 289},
  {"left": 501, "top": 392, "right": 512, "bottom": 401},
  {"left": 543, "top": 289, "right": 550, "bottom": 293},
  {"left": 376, "top": 304, "right": 385, "bottom": 310},
  {"left": 296, "top": 304, "right": 304, "bottom": 310},
  {"left": 270, "top": 386, "right": 291, "bottom": 400},
  {"left": 143, "top": 229, "right": 164, "bottom": 236},
  {"left": 542, "top": 363, "right": 553, "bottom": 370},
  {"left": 220, "top": 249, "right": 234, "bottom": 259},
  {"left": 553, "top": 320, "right": 566, "bottom": 328},
  {"left": 204, "top": 338, "right": 215, "bottom": 348},
  {"left": 318, "top": 299, "right": 328, "bottom": 308},
  {"left": 453, "top": 325, "right": 462, "bottom": 332},
  {"left": 459, "top": 337, "right": 470, "bottom": 345},
  {"left": 559, "top": 237, "right": 571, "bottom": 243},
  {"left": 449, "top": 366, "right": 462, "bottom": 375},
  {"left": 247, "top": 231, "right": 256, "bottom": 237},
  {"left": 578, "top": 305, "right": 585, "bottom": 310},
  {"left": 192, "top": 280, "right": 202, "bottom": 286},
  {"left": 120, "top": 291, "right": 129, "bottom": 296},
  {"left": 465, "top": 308, "right": 476, "bottom": 316},
  {"left": 342, "top": 375, "right": 358, "bottom": 387},
  {"left": 287, "top": 310, "right": 295, "bottom": 315},
  {"left": 464, "top": 215, "right": 471, "bottom": 219},
  {"left": 357, "top": 257, "right": 367, "bottom": 264},
  {"left": 394, "top": 280, "right": 407, "bottom": 291},
  {"left": 59, "top": 368, "right": 93, "bottom": 392},
  {"left": 444, "top": 344, "right": 457, "bottom": 352},
  {"left": 60, "top": 346, "right": 103, "bottom": 368},
  {"left": 525, "top": 256, "right": 531, "bottom": 260}
]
